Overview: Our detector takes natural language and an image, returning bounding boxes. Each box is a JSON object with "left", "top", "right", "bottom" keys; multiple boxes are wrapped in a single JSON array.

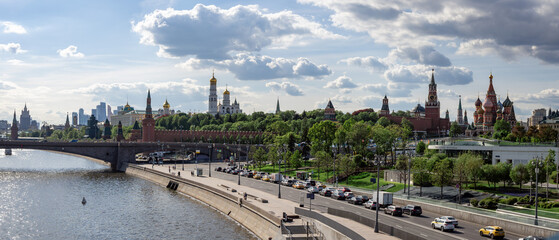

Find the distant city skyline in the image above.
[{"left": 1, "top": 1, "right": 558, "bottom": 124}]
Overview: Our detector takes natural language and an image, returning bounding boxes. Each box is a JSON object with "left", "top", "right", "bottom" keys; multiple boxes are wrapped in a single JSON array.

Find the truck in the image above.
[
  {"left": 371, "top": 191, "right": 393, "bottom": 208},
  {"left": 271, "top": 173, "right": 283, "bottom": 183}
]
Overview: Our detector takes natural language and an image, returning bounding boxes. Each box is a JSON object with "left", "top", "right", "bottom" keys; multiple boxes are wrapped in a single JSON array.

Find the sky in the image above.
[{"left": 1, "top": 0, "right": 558, "bottom": 125}]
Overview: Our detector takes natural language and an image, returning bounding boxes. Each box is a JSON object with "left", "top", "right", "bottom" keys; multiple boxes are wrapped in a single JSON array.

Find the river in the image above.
[{"left": 0, "top": 149, "right": 257, "bottom": 239}]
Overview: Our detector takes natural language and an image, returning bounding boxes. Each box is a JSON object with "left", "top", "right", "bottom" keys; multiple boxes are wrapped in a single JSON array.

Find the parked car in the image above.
[
  {"left": 439, "top": 216, "right": 458, "bottom": 227},
  {"left": 262, "top": 175, "right": 271, "bottom": 182},
  {"left": 281, "top": 179, "right": 294, "bottom": 186},
  {"left": 246, "top": 172, "right": 254, "bottom": 178},
  {"left": 402, "top": 205, "right": 422, "bottom": 216},
  {"left": 384, "top": 206, "right": 402, "bottom": 216},
  {"left": 347, "top": 196, "right": 366, "bottom": 205},
  {"left": 360, "top": 195, "right": 369, "bottom": 203},
  {"left": 215, "top": 167, "right": 222, "bottom": 171},
  {"left": 316, "top": 182, "right": 327, "bottom": 188},
  {"left": 253, "top": 173, "right": 262, "bottom": 179},
  {"left": 343, "top": 192, "right": 355, "bottom": 199},
  {"left": 319, "top": 188, "right": 333, "bottom": 197},
  {"left": 307, "top": 186, "right": 320, "bottom": 193},
  {"left": 337, "top": 187, "right": 351, "bottom": 193},
  {"left": 431, "top": 218, "right": 455, "bottom": 232},
  {"left": 479, "top": 226, "right": 505, "bottom": 239},
  {"left": 364, "top": 200, "right": 378, "bottom": 210},
  {"left": 331, "top": 190, "right": 346, "bottom": 200}
]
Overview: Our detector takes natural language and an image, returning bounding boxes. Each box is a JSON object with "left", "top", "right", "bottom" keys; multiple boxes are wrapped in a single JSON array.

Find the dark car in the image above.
[
  {"left": 246, "top": 172, "right": 254, "bottom": 178},
  {"left": 331, "top": 190, "right": 346, "bottom": 200},
  {"left": 337, "top": 187, "right": 351, "bottom": 193},
  {"left": 384, "top": 206, "right": 403, "bottom": 216},
  {"left": 320, "top": 188, "right": 333, "bottom": 197},
  {"left": 519, "top": 236, "right": 545, "bottom": 240},
  {"left": 215, "top": 167, "right": 222, "bottom": 171},
  {"left": 347, "top": 196, "right": 365, "bottom": 205},
  {"left": 402, "top": 205, "right": 422, "bottom": 216}
]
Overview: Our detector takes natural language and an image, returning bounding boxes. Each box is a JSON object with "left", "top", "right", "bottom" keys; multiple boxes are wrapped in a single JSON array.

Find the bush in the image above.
[
  {"left": 470, "top": 198, "right": 479, "bottom": 207},
  {"left": 518, "top": 195, "right": 532, "bottom": 204},
  {"left": 478, "top": 197, "right": 499, "bottom": 209},
  {"left": 500, "top": 197, "right": 518, "bottom": 205}
]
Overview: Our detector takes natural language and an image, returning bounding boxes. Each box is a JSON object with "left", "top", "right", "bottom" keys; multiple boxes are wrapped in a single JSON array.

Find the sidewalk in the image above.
[{"left": 140, "top": 163, "right": 397, "bottom": 240}]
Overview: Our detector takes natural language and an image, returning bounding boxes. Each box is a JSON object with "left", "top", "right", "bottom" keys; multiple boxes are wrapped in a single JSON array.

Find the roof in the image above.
[
  {"left": 412, "top": 103, "right": 425, "bottom": 113},
  {"left": 326, "top": 100, "right": 334, "bottom": 109}
]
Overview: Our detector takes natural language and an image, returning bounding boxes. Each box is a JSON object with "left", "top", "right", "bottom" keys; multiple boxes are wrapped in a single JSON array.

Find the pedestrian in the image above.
[
  {"left": 178, "top": 171, "right": 180, "bottom": 177},
  {"left": 169, "top": 166, "right": 171, "bottom": 173},
  {"left": 244, "top": 192, "right": 248, "bottom": 201}
]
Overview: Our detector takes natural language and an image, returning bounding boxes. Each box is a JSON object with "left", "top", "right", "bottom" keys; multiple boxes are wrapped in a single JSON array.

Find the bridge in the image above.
[{"left": 0, "top": 140, "right": 252, "bottom": 171}]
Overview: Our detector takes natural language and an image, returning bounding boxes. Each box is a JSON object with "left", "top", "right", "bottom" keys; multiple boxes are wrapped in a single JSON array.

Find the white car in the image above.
[
  {"left": 439, "top": 216, "right": 458, "bottom": 227},
  {"left": 431, "top": 218, "right": 455, "bottom": 232}
]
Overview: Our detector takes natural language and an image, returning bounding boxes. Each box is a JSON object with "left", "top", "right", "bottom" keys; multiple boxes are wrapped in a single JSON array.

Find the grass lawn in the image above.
[
  {"left": 463, "top": 180, "right": 558, "bottom": 198},
  {"left": 501, "top": 206, "right": 559, "bottom": 220}
]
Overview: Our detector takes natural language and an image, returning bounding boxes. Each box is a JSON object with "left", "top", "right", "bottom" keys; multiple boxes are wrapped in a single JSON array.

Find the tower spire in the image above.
[
  {"left": 430, "top": 69, "right": 435, "bottom": 84},
  {"left": 276, "top": 97, "right": 281, "bottom": 114}
]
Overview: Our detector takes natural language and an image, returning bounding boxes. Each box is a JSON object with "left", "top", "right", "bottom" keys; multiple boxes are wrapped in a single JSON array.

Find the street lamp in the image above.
[
  {"left": 278, "top": 145, "right": 283, "bottom": 199},
  {"left": 374, "top": 158, "right": 383, "bottom": 233},
  {"left": 408, "top": 154, "right": 412, "bottom": 199},
  {"left": 209, "top": 144, "right": 213, "bottom": 177},
  {"left": 535, "top": 155, "right": 542, "bottom": 225},
  {"left": 237, "top": 143, "right": 242, "bottom": 186}
]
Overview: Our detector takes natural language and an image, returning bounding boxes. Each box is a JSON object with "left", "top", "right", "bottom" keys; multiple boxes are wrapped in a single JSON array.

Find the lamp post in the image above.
[
  {"left": 535, "top": 156, "right": 542, "bottom": 225},
  {"left": 374, "top": 158, "right": 383, "bottom": 233},
  {"left": 209, "top": 144, "right": 213, "bottom": 177},
  {"left": 181, "top": 144, "right": 185, "bottom": 170},
  {"left": 278, "top": 145, "right": 283, "bottom": 199},
  {"left": 408, "top": 154, "right": 412, "bottom": 199},
  {"left": 237, "top": 146, "right": 241, "bottom": 185}
]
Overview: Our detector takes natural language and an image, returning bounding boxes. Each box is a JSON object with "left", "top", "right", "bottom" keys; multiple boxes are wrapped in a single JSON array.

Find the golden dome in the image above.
[
  {"left": 163, "top": 99, "right": 170, "bottom": 109},
  {"left": 223, "top": 89, "right": 230, "bottom": 95},
  {"left": 210, "top": 72, "right": 217, "bottom": 84}
]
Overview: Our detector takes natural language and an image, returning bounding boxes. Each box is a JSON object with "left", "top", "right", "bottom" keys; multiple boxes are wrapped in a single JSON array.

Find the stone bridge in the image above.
[{"left": 0, "top": 140, "right": 253, "bottom": 172}]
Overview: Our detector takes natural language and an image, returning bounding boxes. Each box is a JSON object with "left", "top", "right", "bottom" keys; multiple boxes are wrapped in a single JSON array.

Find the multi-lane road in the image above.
[{"left": 207, "top": 164, "right": 524, "bottom": 240}]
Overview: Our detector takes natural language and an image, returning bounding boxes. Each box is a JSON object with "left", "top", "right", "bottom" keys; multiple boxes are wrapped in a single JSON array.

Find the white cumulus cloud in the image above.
[
  {"left": 1, "top": 22, "right": 27, "bottom": 34},
  {"left": 266, "top": 81, "right": 304, "bottom": 96},
  {"left": 325, "top": 76, "right": 357, "bottom": 89},
  {"left": 57, "top": 45, "right": 85, "bottom": 58},
  {"left": 0, "top": 43, "right": 26, "bottom": 54}
]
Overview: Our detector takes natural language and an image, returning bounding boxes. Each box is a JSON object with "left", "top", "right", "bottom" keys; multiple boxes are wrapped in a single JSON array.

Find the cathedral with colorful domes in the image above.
[{"left": 468, "top": 73, "right": 517, "bottom": 135}]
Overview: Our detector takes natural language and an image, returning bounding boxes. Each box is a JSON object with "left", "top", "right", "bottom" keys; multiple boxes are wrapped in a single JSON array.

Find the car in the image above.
[
  {"left": 347, "top": 196, "right": 366, "bottom": 205},
  {"left": 518, "top": 236, "right": 545, "bottom": 240},
  {"left": 431, "top": 218, "right": 455, "bottom": 232},
  {"left": 360, "top": 195, "right": 369, "bottom": 203},
  {"left": 439, "top": 216, "right": 458, "bottom": 227},
  {"left": 343, "top": 192, "right": 355, "bottom": 199},
  {"left": 316, "top": 182, "right": 327, "bottom": 188},
  {"left": 281, "top": 179, "right": 294, "bottom": 186},
  {"left": 307, "top": 186, "right": 320, "bottom": 193},
  {"left": 320, "top": 188, "right": 333, "bottom": 197},
  {"left": 364, "top": 200, "right": 378, "bottom": 209},
  {"left": 253, "top": 173, "right": 262, "bottom": 179},
  {"left": 293, "top": 182, "right": 306, "bottom": 189},
  {"left": 337, "top": 187, "right": 351, "bottom": 193},
  {"left": 384, "top": 205, "right": 402, "bottom": 216},
  {"left": 246, "top": 172, "right": 254, "bottom": 178},
  {"left": 402, "top": 205, "right": 422, "bottom": 216},
  {"left": 331, "top": 190, "right": 346, "bottom": 200},
  {"left": 479, "top": 226, "right": 505, "bottom": 239},
  {"left": 262, "top": 175, "right": 270, "bottom": 181},
  {"left": 215, "top": 167, "right": 222, "bottom": 171}
]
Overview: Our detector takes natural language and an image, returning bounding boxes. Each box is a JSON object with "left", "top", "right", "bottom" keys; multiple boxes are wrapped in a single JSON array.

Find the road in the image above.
[{"left": 205, "top": 163, "right": 523, "bottom": 240}]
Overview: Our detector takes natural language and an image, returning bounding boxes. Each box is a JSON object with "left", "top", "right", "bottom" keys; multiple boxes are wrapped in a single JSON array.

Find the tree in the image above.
[
  {"left": 395, "top": 154, "right": 409, "bottom": 192},
  {"left": 510, "top": 164, "right": 529, "bottom": 189},
  {"left": 267, "top": 145, "right": 279, "bottom": 172},
  {"left": 465, "top": 154, "right": 484, "bottom": 189},
  {"left": 537, "top": 126, "right": 558, "bottom": 142},
  {"left": 482, "top": 164, "right": 500, "bottom": 189},
  {"left": 496, "top": 162, "right": 512, "bottom": 187},
  {"left": 449, "top": 122, "right": 462, "bottom": 137},
  {"left": 308, "top": 121, "right": 337, "bottom": 155},
  {"left": 314, "top": 151, "right": 332, "bottom": 181},
  {"left": 431, "top": 158, "right": 454, "bottom": 199},
  {"left": 416, "top": 141, "right": 426, "bottom": 155},
  {"left": 339, "top": 154, "right": 357, "bottom": 184},
  {"left": 412, "top": 157, "right": 431, "bottom": 197},
  {"left": 493, "top": 119, "right": 511, "bottom": 140},
  {"left": 376, "top": 117, "right": 391, "bottom": 127},
  {"left": 290, "top": 150, "right": 303, "bottom": 169},
  {"left": 454, "top": 154, "right": 469, "bottom": 204},
  {"left": 347, "top": 122, "right": 372, "bottom": 156},
  {"left": 544, "top": 150, "right": 556, "bottom": 198},
  {"left": 251, "top": 147, "right": 267, "bottom": 171},
  {"left": 371, "top": 125, "right": 392, "bottom": 164}
]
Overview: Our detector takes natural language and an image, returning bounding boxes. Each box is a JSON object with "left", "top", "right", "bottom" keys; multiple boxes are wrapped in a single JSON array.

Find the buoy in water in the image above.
[{"left": 82, "top": 197, "right": 87, "bottom": 205}]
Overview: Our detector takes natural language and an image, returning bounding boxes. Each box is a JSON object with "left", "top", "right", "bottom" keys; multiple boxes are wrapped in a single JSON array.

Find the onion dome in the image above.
[
  {"left": 475, "top": 97, "right": 482, "bottom": 107},
  {"left": 502, "top": 96, "right": 512, "bottom": 107},
  {"left": 163, "top": 99, "right": 170, "bottom": 109},
  {"left": 412, "top": 103, "right": 425, "bottom": 113},
  {"left": 483, "top": 97, "right": 493, "bottom": 109},
  {"left": 497, "top": 99, "right": 503, "bottom": 110},
  {"left": 210, "top": 73, "right": 217, "bottom": 84},
  {"left": 223, "top": 88, "right": 230, "bottom": 95},
  {"left": 123, "top": 102, "right": 134, "bottom": 112}
]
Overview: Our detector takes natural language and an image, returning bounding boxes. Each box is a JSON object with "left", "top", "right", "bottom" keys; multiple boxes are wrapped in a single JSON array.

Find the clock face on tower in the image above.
[{"left": 430, "top": 95, "right": 436, "bottom": 101}]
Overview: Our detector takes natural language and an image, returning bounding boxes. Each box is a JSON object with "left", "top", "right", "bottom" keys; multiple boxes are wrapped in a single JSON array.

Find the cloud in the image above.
[
  {"left": 57, "top": 45, "right": 85, "bottom": 58},
  {"left": 132, "top": 4, "right": 340, "bottom": 60},
  {"left": 520, "top": 88, "right": 559, "bottom": 104},
  {"left": 299, "top": 0, "right": 559, "bottom": 63},
  {"left": 0, "top": 43, "right": 26, "bottom": 54},
  {"left": 266, "top": 81, "right": 304, "bottom": 96},
  {"left": 325, "top": 76, "right": 357, "bottom": 89},
  {"left": 340, "top": 56, "right": 387, "bottom": 72},
  {"left": 384, "top": 65, "right": 472, "bottom": 86},
  {"left": 179, "top": 53, "right": 331, "bottom": 80},
  {"left": 388, "top": 46, "right": 451, "bottom": 66},
  {"left": 0, "top": 80, "right": 18, "bottom": 90},
  {"left": 332, "top": 94, "right": 352, "bottom": 104},
  {"left": 456, "top": 39, "right": 528, "bottom": 61},
  {"left": 1, "top": 22, "right": 27, "bottom": 34}
]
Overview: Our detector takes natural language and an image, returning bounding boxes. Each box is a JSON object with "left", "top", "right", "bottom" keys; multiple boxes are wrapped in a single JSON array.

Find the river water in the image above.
[{"left": 0, "top": 149, "right": 257, "bottom": 239}]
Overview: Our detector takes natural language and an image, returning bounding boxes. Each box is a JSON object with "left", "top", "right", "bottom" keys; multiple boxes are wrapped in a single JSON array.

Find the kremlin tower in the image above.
[{"left": 142, "top": 90, "right": 155, "bottom": 142}]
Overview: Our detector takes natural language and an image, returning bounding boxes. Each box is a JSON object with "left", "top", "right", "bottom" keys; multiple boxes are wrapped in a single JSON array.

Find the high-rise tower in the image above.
[
  {"left": 20, "top": 103, "right": 31, "bottom": 131},
  {"left": 10, "top": 110, "right": 18, "bottom": 140},
  {"left": 208, "top": 73, "right": 218, "bottom": 115},
  {"left": 380, "top": 95, "right": 390, "bottom": 116},
  {"left": 457, "top": 95, "right": 464, "bottom": 124},
  {"left": 142, "top": 90, "right": 155, "bottom": 142}
]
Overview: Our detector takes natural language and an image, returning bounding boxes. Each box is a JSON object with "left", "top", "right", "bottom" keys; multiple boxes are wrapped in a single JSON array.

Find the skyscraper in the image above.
[
  {"left": 19, "top": 104, "right": 31, "bottom": 131},
  {"left": 72, "top": 112, "right": 78, "bottom": 126},
  {"left": 107, "top": 105, "right": 112, "bottom": 121},
  {"left": 96, "top": 102, "right": 107, "bottom": 122},
  {"left": 79, "top": 108, "right": 85, "bottom": 125}
]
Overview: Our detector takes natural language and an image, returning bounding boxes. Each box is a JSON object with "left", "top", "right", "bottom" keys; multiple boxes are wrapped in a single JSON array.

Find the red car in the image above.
[{"left": 337, "top": 187, "right": 351, "bottom": 193}]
